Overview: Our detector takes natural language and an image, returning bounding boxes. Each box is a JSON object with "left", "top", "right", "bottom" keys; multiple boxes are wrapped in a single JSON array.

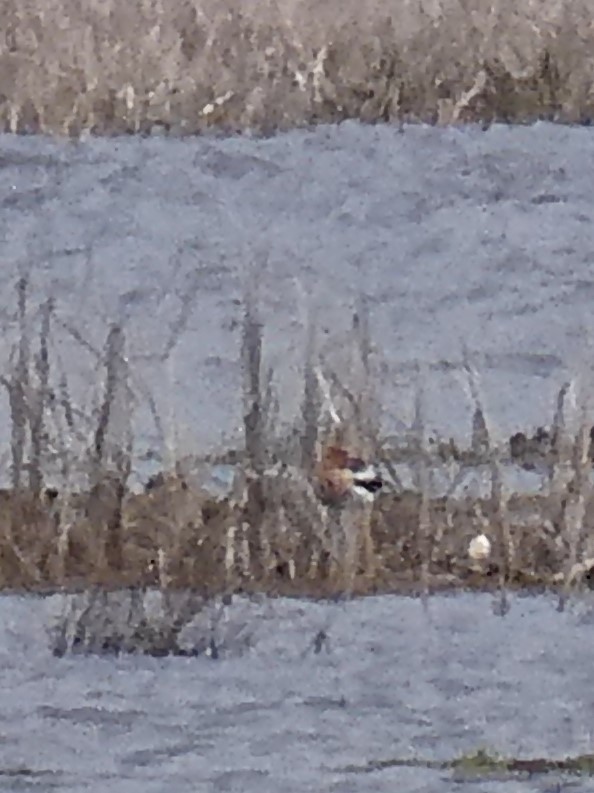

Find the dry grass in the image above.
[{"left": 1, "top": 0, "right": 594, "bottom": 135}]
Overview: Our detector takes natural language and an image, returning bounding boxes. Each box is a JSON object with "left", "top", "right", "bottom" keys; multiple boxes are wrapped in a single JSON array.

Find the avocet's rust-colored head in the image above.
[{"left": 316, "top": 443, "right": 383, "bottom": 504}]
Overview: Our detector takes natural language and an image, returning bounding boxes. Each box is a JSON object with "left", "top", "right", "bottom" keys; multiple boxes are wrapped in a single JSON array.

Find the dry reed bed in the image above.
[
  {"left": 1, "top": 0, "right": 594, "bottom": 135},
  {"left": 1, "top": 277, "right": 594, "bottom": 609}
]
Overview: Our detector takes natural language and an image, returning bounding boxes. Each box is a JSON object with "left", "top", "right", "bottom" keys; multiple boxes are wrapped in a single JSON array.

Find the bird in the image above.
[{"left": 316, "top": 443, "right": 383, "bottom": 504}]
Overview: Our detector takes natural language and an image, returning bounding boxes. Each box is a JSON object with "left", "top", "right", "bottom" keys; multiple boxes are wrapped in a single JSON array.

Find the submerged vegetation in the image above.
[{"left": 0, "top": 0, "right": 594, "bottom": 135}]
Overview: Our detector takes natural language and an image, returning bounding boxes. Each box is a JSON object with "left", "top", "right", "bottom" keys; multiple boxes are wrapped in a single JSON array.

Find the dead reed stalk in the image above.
[
  {"left": 462, "top": 351, "right": 511, "bottom": 614},
  {"left": 237, "top": 284, "right": 276, "bottom": 580},
  {"left": 557, "top": 382, "right": 592, "bottom": 610},
  {"left": 412, "top": 365, "right": 431, "bottom": 606},
  {"left": 29, "top": 297, "right": 53, "bottom": 498},
  {"left": 299, "top": 310, "right": 320, "bottom": 477},
  {"left": 8, "top": 276, "right": 30, "bottom": 491},
  {"left": 84, "top": 322, "right": 133, "bottom": 576},
  {"left": 241, "top": 289, "right": 265, "bottom": 477}
]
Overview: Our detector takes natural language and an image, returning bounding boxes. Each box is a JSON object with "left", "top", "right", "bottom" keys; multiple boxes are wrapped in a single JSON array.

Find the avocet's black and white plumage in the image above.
[{"left": 317, "top": 445, "right": 383, "bottom": 504}]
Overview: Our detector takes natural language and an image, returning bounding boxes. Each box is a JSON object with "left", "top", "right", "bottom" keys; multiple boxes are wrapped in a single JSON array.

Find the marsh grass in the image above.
[
  {"left": 1, "top": 275, "right": 594, "bottom": 645},
  {"left": 1, "top": 0, "right": 594, "bottom": 136},
  {"left": 0, "top": 272, "right": 589, "bottom": 654}
]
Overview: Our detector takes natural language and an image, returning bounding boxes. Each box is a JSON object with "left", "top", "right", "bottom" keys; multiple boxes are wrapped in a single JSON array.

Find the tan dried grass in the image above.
[{"left": 0, "top": 0, "right": 592, "bottom": 135}]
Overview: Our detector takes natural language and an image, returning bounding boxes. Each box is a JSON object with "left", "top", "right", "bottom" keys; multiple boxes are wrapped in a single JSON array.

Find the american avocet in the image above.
[{"left": 316, "top": 444, "right": 383, "bottom": 504}]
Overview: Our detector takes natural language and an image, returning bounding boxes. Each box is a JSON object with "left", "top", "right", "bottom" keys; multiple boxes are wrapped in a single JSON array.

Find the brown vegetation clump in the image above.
[{"left": 0, "top": 0, "right": 593, "bottom": 135}]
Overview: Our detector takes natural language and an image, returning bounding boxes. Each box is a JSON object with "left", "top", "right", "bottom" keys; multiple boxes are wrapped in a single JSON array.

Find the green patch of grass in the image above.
[{"left": 343, "top": 747, "right": 594, "bottom": 779}]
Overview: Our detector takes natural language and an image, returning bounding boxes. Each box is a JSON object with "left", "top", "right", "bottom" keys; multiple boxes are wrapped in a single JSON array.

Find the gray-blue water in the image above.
[{"left": 2, "top": 592, "right": 594, "bottom": 792}]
